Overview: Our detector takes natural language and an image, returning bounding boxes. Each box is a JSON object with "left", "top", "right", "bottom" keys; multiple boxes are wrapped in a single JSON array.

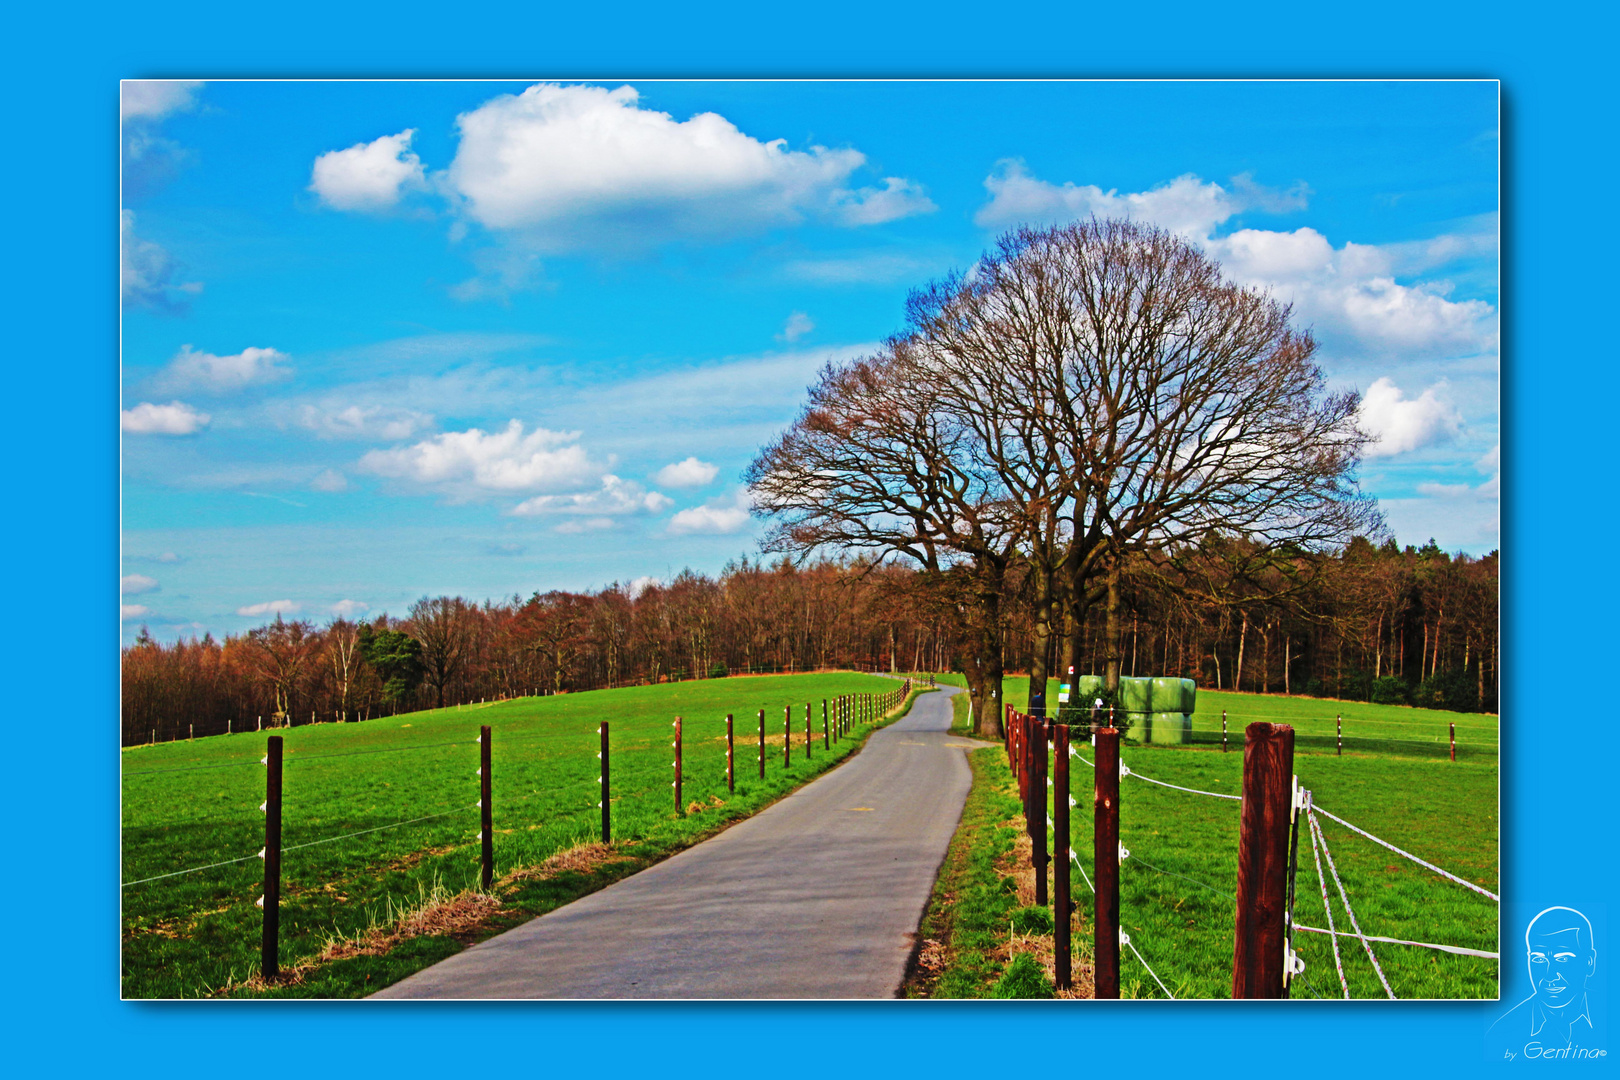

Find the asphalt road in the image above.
[{"left": 372, "top": 683, "right": 978, "bottom": 999}]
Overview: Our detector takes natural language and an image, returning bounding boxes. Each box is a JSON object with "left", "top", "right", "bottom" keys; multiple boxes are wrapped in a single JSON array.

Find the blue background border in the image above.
[{"left": 9, "top": 3, "right": 1609, "bottom": 1075}]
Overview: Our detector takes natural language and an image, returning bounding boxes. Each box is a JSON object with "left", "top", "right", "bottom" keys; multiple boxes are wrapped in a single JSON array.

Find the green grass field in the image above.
[
  {"left": 122, "top": 672, "right": 910, "bottom": 998},
  {"left": 927, "top": 674, "right": 1498, "bottom": 999}
]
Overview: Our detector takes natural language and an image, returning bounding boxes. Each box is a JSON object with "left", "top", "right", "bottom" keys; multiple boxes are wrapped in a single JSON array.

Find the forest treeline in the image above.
[{"left": 121, "top": 538, "right": 1496, "bottom": 746}]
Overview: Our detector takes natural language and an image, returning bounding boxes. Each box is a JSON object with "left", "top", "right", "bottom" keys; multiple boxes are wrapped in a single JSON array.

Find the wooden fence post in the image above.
[
  {"left": 784, "top": 705, "right": 792, "bottom": 768},
  {"left": 260, "top": 734, "right": 283, "bottom": 981},
  {"left": 805, "top": 703, "right": 812, "bottom": 759},
  {"left": 1054, "top": 722, "right": 1071, "bottom": 990},
  {"left": 726, "top": 713, "right": 735, "bottom": 793},
  {"left": 599, "top": 721, "right": 611, "bottom": 843},
  {"left": 1337, "top": 714, "right": 1342, "bottom": 757},
  {"left": 1094, "top": 725, "right": 1120, "bottom": 999},
  {"left": 674, "top": 716, "right": 683, "bottom": 814},
  {"left": 479, "top": 725, "right": 493, "bottom": 890},
  {"left": 1231, "top": 722, "right": 1296, "bottom": 999},
  {"left": 823, "top": 699, "right": 830, "bottom": 748},
  {"left": 1450, "top": 722, "right": 1456, "bottom": 762},
  {"left": 1222, "top": 709, "right": 1228, "bottom": 752},
  {"left": 758, "top": 708, "right": 765, "bottom": 779},
  {"left": 1033, "top": 717, "right": 1048, "bottom": 907}
]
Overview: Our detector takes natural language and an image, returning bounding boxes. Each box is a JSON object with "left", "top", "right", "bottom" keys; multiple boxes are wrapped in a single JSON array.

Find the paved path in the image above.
[{"left": 373, "top": 684, "right": 978, "bottom": 999}]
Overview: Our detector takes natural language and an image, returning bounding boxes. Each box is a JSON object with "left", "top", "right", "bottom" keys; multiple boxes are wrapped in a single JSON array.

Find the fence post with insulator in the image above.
[
  {"left": 823, "top": 699, "right": 830, "bottom": 748},
  {"left": 784, "top": 705, "right": 792, "bottom": 768},
  {"left": 1094, "top": 725, "right": 1121, "bottom": 998},
  {"left": 673, "top": 716, "right": 683, "bottom": 814},
  {"left": 479, "top": 725, "right": 494, "bottom": 889},
  {"left": 1337, "top": 714, "right": 1342, "bottom": 756},
  {"left": 1054, "top": 721, "right": 1072, "bottom": 990},
  {"left": 1223, "top": 709, "right": 1228, "bottom": 752},
  {"left": 758, "top": 708, "right": 765, "bottom": 778},
  {"left": 726, "top": 713, "right": 735, "bottom": 793},
  {"left": 1451, "top": 722, "right": 1456, "bottom": 762},
  {"left": 1231, "top": 722, "right": 1296, "bottom": 998},
  {"left": 599, "top": 721, "right": 610, "bottom": 843},
  {"left": 805, "top": 703, "right": 812, "bottom": 759},
  {"left": 260, "top": 734, "right": 283, "bottom": 981}
]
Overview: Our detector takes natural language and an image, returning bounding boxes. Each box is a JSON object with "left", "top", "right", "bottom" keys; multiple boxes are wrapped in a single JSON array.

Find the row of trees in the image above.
[{"left": 121, "top": 539, "right": 1496, "bottom": 746}]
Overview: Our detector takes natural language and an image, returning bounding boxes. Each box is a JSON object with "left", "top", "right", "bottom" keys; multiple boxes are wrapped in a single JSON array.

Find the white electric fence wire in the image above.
[
  {"left": 120, "top": 806, "right": 468, "bottom": 888},
  {"left": 1307, "top": 806, "right": 1351, "bottom": 998},
  {"left": 1068, "top": 848, "right": 1096, "bottom": 894},
  {"left": 1124, "top": 768, "right": 1243, "bottom": 802},
  {"left": 1312, "top": 805, "right": 1499, "bottom": 902},
  {"left": 1121, "top": 933, "right": 1175, "bottom": 999},
  {"left": 1292, "top": 924, "right": 1499, "bottom": 959},
  {"left": 1310, "top": 810, "right": 1396, "bottom": 999}
]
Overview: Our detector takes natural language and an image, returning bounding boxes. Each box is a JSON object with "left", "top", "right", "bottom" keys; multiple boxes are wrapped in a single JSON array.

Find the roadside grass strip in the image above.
[{"left": 122, "top": 672, "right": 915, "bottom": 998}]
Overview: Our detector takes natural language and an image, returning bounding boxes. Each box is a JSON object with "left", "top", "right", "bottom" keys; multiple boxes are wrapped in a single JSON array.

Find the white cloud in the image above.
[
  {"left": 777, "top": 312, "right": 815, "bottom": 345},
  {"left": 1357, "top": 378, "right": 1464, "bottom": 457},
  {"left": 1475, "top": 443, "right": 1499, "bottom": 473},
  {"left": 782, "top": 252, "right": 931, "bottom": 285},
  {"left": 667, "top": 487, "right": 754, "bottom": 536},
  {"left": 628, "top": 575, "right": 659, "bottom": 598},
  {"left": 237, "top": 600, "right": 301, "bottom": 617},
  {"left": 296, "top": 403, "right": 433, "bottom": 441},
  {"left": 121, "top": 400, "right": 210, "bottom": 435},
  {"left": 445, "top": 83, "right": 930, "bottom": 248},
  {"left": 653, "top": 456, "right": 719, "bottom": 489},
  {"left": 976, "top": 164, "right": 1248, "bottom": 237},
  {"left": 510, "top": 474, "right": 672, "bottom": 517},
  {"left": 158, "top": 344, "right": 291, "bottom": 393},
  {"left": 311, "top": 129, "right": 427, "bottom": 212},
  {"left": 121, "top": 604, "right": 150, "bottom": 620},
  {"left": 310, "top": 469, "right": 350, "bottom": 493},
  {"left": 331, "top": 599, "right": 370, "bottom": 617},
  {"left": 359, "top": 420, "right": 603, "bottom": 496},
  {"left": 121, "top": 211, "right": 203, "bottom": 313},
  {"left": 121, "top": 81, "right": 203, "bottom": 122},
  {"left": 122, "top": 574, "right": 159, "bottom": 595},
  {"left": 975, "top": 166, "right": 1497, "bottom": 361}
]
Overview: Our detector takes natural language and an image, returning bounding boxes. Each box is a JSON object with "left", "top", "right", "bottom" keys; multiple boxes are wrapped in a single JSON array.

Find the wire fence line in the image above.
[
  {"left": 1312, "top": 805, "right": 1499, "bottom": 901},
  {"left": 1292, "top": 924, "right": 1499, "bottom": 960},
  {"left": 1308, "top": 805, "right": 1395, "bottom": 999}
]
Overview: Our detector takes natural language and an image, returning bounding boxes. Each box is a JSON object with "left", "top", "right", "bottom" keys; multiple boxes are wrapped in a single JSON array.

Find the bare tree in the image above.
[
  {"left": 409, "top": 596, "right": 475, "bottom": 708},
  {"left": 246, "top": 614, "right": 318, "bottom": 725}
]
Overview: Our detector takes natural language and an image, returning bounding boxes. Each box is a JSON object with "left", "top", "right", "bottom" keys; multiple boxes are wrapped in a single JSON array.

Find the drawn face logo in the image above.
[{"left": 1526, "top": 908, "right": 1596, "bottom": 1010}]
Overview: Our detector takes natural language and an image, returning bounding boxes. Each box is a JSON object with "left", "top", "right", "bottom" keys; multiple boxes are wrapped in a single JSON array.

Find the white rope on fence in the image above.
[
  {"left": 1306, "top": 802, "right": 1351, "bottom": 998},
  {"left": 1312, "top": 804, "right": 1499, "bottom": 902},
  {"left": 1309, "top": 810, "right": 1396, "bottom": 999},
  {"left": 1122, "top": 766, "right": 1243, "bottom": 803},
  {"left": 1121, "top": 931, "right": 1175, "bottom": 999},
  {"left": 1068, "top": 847, "right": 1096, "bottom": 894},
  {"left": 121, "top": 851, "right": 265, "bottom": 888},
  {"left": 1292, "top": 923, "right": 1499, "bottom": 960}
]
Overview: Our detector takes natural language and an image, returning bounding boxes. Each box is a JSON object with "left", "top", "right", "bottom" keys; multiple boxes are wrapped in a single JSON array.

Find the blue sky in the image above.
[{"left": 121, "top": 80, "right": 1499, "bottom": 642}]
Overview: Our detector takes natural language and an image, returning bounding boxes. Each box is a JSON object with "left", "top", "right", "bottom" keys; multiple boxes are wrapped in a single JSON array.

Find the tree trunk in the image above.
[
  {"left": 1028, "top": 565, "right": 1054, "bottom": 715},
  {"left": 1103, "top": 559, "right": 1122, "bottom": 692},
  {"left": 1235, "top": 613, "right": 1249, "bottom": 694}
]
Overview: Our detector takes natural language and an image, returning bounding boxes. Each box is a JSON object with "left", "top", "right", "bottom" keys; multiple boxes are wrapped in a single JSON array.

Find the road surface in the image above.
[{"left": 372, "top": 684, "right": 978, "bottom": 999}]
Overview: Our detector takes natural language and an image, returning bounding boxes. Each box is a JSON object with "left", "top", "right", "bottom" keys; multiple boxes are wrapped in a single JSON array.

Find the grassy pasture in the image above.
[
  {"left": 926, "top": 674, "right": 1498, "bottom": 998},
  {"left": 122, "top": 672, "right": 908, "bottom": 998}
]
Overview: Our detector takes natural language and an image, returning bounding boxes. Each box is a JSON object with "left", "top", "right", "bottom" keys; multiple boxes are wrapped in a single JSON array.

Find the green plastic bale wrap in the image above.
[
  {"left": 1076, "top": 675, "right": 1104, "bottom": 707},
  {"left": 1149, "top": 677, "right": 1197, "bottom": 715},
  {"left": 1117, "top": 677, "right": 1153, "bottom": 717},
  {"left": 1126, "top": 713, "right": 1150, "bottom": 741},
  {"left": 1149, "top": 711, "right": 1192, "bottom": 745}
]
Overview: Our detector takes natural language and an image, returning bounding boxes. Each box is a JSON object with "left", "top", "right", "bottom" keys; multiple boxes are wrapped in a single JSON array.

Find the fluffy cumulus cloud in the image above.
[
  {"left": 444, "top": 83, "right": 933, "bottom": 248},
  {"left": 121, "top": 81, "right": 203, "bottom": 122},
  {"left": 237, "top": 599, "right": 300, "bottom": 617},
  {"left": 331, "top": 599, "right": 370, "bottom": 617},
  {"left": 295, "top": 403, "right": 433, "bottom": 441},
  {"left": 158, "top": 344, "right": 291, "bottom": 393},
  {"left": 122, "top": 400, "right": 210, "bottom": 435},
  {"left": 121, "top": 604, "right": 150, "bottom": 620},
  {"left": 1357, "top": 378, "right": 1465, "bottom": 457},
  {"left": 509, "top": 475, "right": 672, "bottom": 518},
  {"left": 653, "top": 456, "right": 719, "bottom": 489},
  {"left": 121, "top": 212, "right": 202, "bottom": 313},
  {"left": 666, "top": 487, "right": 754, "bottom": 536},
  {"left": 122, "top": 574, "right": 159, "bottom": 595},
  {"left": 359, "top": 420, "right": 603, "bottom": 496},
  {"left": 310, "top": 129, "right": 427, "bottom": 212},
  {"left": 976, "top": 165, "right": 1497, "bottom": 361}
]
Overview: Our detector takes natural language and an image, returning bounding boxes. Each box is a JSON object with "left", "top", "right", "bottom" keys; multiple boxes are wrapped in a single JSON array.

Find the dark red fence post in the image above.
[
  {"left": 674, "top": 716, "right": 684, "bottom": 813},
  {"left": 1054, "top": 722, "right": 1071, "bottom": 990},
  {"left": 823, "top": 700, "right": 830, "bottom": 748},
  {"left": 726, "top": 713, "right": 735, "bottom": 792},
  {"left": 1231, "top": 722, "right": 1296, "bottom": 999},
  {"left": 805, "top": 703, "right": 812, "bottom": 759},
  {"left": 1033, "top": 717, "right": 1048, "bottom": 907},
  {"left": 1450, "top": 722, "right": 1456, "bottom": 762},
  {"left": 600, "top": 721, "right": 611, "bottom": 843},
  {"left": 260, "top": 734, "right": 283, "bottom": 982},
  {"left": 479, "top": 725, "right": 493, "bottom": 889},
  {"left": 1094, "top": 726, "right": 1120, "bottom": 999},
  {"left": 758, "top": 708, "right": 765, "bottom": 779},
  {"left": 784, "top": 706, "right": 792, "bottom": 768}
]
